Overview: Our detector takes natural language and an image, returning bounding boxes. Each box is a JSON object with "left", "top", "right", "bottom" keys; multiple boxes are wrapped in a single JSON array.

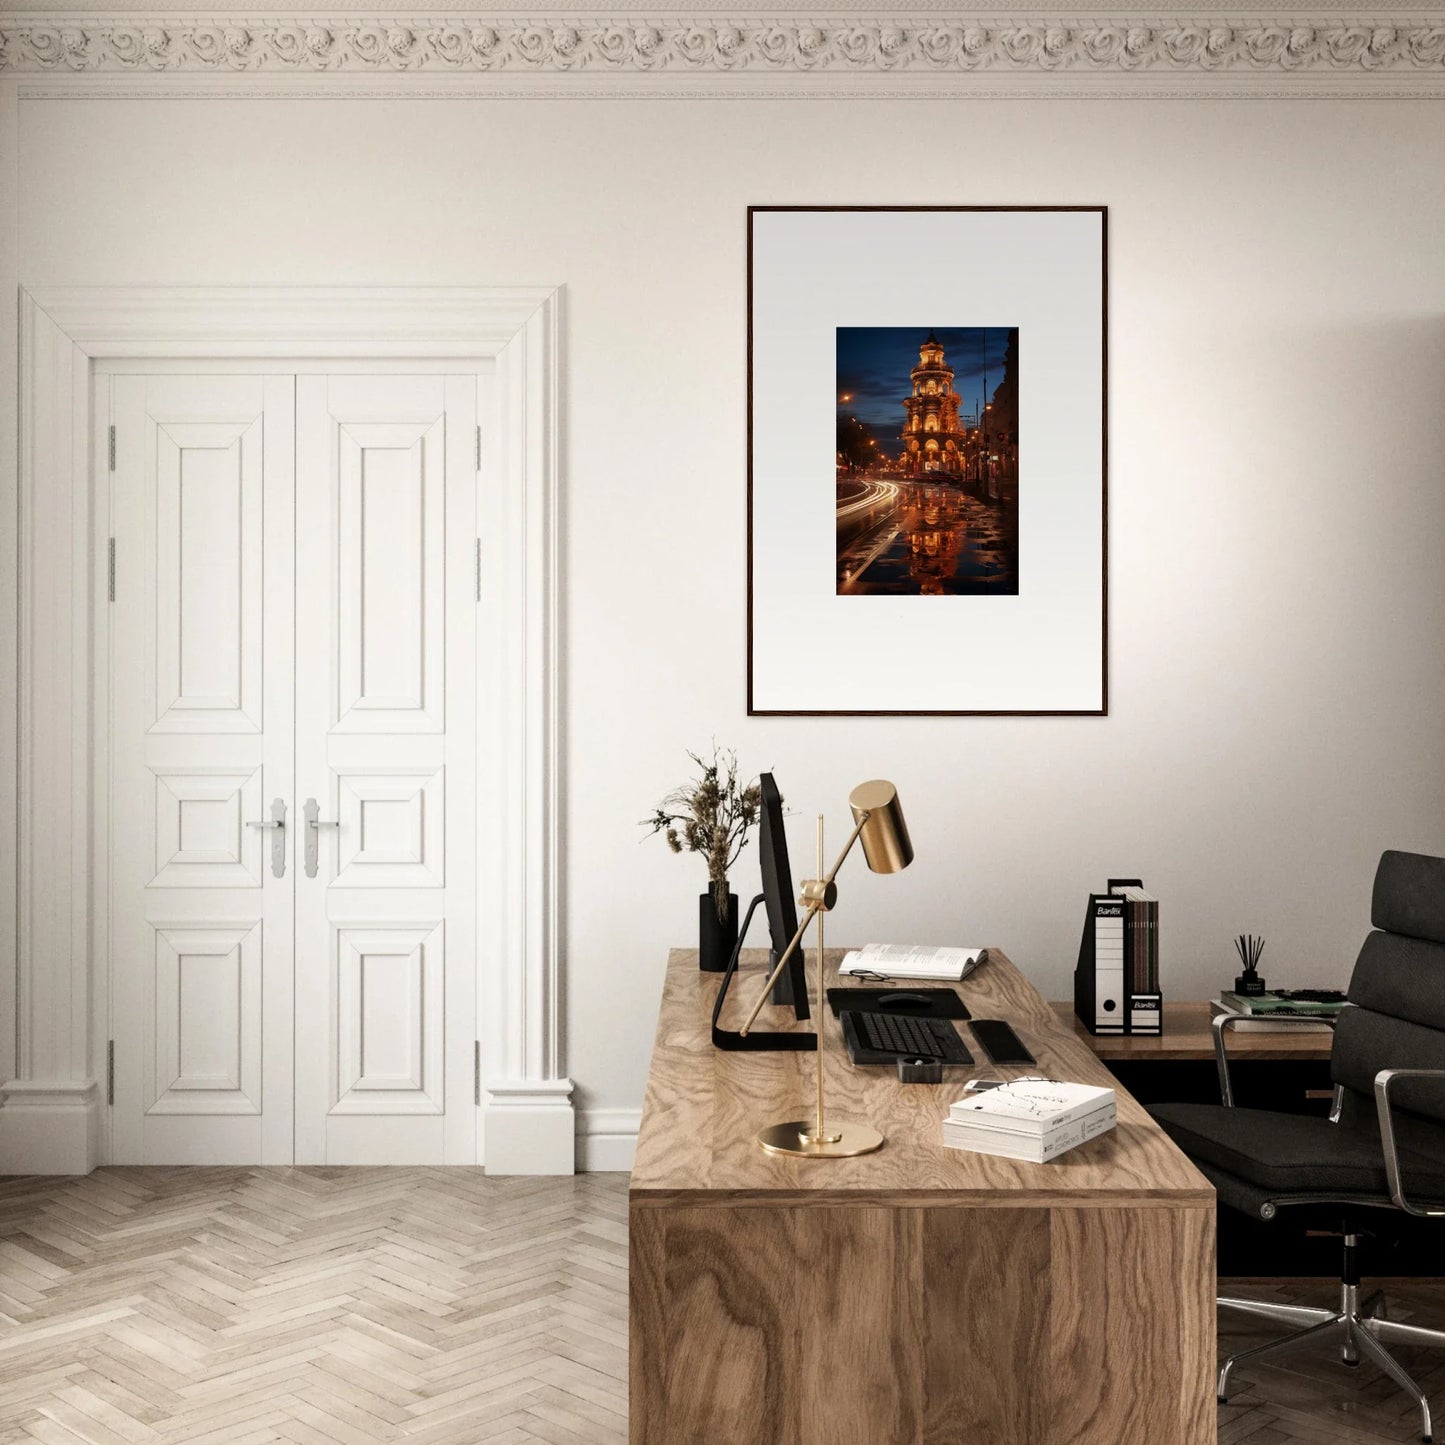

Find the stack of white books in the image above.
[
  {"left": 838, "top": 943, "right": 985, "bottom": 981},
  {"left": 942, "top": 1079, "right": 1117, "bottom": 1163}
]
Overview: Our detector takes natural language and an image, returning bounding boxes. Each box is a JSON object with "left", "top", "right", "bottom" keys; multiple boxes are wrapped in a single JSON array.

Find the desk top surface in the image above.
[
  {"left": 630, "top": 948, "right": 1213, "bottom": 1208},
  {"left": 1053, "top": 1000, "right": 1335, "bottom": 1062}
]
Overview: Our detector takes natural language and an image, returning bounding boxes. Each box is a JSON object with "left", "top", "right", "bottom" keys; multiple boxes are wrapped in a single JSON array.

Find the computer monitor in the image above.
[
  {"left": 758, "top": 773, "right": 810, "bottom": 1020},
  {"left": 710, "top": 771, "right": 815, "bottom": 1051}
]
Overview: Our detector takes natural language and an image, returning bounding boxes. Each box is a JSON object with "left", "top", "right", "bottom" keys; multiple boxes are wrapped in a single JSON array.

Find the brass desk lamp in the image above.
[{"left": 738, "top": 779, "right": 913, "bottom": 1158}]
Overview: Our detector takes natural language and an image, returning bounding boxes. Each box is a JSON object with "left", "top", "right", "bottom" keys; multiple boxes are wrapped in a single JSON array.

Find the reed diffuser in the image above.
[{"left": 1233, "top": 933, "right": 1266, "bottom": 997}]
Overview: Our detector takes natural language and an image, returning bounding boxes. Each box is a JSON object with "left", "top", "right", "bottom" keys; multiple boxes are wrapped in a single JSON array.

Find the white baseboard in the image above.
[
  {"left": 576, "top": 1108, "right": 639, "bottom": 1173},
  {"left": 0, "top": 1080, "right": 102, "bottom": 1175},
  {"left": 0, "top": 1079, "right": 636, "bottom": 1177},
  {"left": 483, "top": 1079, "right": 576, "bottom": 1175}
]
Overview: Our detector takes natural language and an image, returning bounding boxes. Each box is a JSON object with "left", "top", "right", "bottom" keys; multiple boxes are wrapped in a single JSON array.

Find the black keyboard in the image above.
[{"left": 842, "top": 1010, "right": 974, "bottom": 1065}]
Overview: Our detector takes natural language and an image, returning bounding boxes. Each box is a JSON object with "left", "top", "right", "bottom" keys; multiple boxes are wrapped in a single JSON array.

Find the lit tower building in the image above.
[{"left": 901, "top": 330, "right": 965, "bottom": 479}]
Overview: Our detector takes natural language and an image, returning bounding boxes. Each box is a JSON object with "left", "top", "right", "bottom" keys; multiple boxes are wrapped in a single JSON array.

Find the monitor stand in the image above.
[{"left": 711, "top": 894, "right": 817, "bottom": 1052}]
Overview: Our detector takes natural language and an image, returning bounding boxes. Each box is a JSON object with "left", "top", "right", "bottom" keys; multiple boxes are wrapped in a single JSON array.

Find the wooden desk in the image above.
[
  {"left": 630, "top": 949, "right": 1215, "bottom": 1445},
  {"left": 1052, "top": 999, "right": 1334, "bottom": 1062}
]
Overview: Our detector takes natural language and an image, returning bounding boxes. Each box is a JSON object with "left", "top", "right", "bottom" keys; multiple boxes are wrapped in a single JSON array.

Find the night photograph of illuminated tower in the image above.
[
  {"left": 902, "top": 330, "right": 966, "bottom": 478},
  {"left": 836, "top": 326, "right": 1019, "bottom": 597}
]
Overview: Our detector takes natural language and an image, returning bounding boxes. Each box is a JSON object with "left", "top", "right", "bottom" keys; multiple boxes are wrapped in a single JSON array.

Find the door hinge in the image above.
[
  {"left": 474, "top": 1041, "right": 481, "bottom": 1106},
  {"left": 107, "top": 425, "right": 116, "bottom": 472},
  {"left": 474, "top": 538, "right": 482, "bottom": 602},
  {"left": 475, "top": 424, "right": 482, "bottom": 472},
  {"left": 107, "top": 538, "right": 116, "bottom": 602},
  {"left": 106, "top": 1040, "right": 115, "bottom": 1106}
]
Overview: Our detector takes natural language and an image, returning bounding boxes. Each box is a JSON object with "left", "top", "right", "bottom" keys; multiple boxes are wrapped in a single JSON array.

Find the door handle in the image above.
[
  {"left": 303, "top": 797, "right": 340, "bottom": 880},
  {"left": 246, "top": 798, "right": 288, "bottom": 878}
]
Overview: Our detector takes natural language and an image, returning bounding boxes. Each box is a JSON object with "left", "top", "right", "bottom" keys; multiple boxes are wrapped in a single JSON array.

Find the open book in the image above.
[{"left": 838, "top": 943, "right": 986, "bottom": 982}]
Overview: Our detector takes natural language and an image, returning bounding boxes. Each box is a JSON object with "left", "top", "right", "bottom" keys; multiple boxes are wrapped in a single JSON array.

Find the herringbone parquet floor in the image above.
[
  {"left": 0, "top": 1169, "right": 628, "bottom": 1445},
  {"left": 0, "top": 1168, "right": 1442, "bottom": 1444}
]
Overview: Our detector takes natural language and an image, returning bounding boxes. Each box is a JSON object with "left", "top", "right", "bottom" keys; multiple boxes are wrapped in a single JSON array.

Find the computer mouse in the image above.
[{"left": 878, "top": 992, "right": 932, "bottom": 1010}]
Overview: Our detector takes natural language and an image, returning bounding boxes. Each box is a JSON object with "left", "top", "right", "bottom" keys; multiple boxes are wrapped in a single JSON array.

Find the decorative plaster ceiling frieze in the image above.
[{"left": 2, "top": 11, "right": 1443, "bottom": 89}]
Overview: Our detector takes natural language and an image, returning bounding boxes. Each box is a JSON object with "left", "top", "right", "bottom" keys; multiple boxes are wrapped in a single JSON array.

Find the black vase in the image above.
[{"left": 699, "top": 889, "right": 739, "bottom": 972}]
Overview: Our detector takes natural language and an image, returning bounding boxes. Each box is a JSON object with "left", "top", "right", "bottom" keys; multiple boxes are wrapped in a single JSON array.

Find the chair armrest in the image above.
[
  {"left": 1374, "top": 1068, "right": 1445, "bottom": 1217},
  {"left": 1212, "top": 1010, "right": 1337, "bottom": 1108}
]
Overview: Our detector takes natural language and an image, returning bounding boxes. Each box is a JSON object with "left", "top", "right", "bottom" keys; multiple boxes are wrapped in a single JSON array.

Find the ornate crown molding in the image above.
[{"left": 2, "top": 13, "right": 1443, "bottom": 82}]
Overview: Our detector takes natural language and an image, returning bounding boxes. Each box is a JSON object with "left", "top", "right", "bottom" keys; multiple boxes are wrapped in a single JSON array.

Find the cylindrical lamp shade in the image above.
[{"left": 848, "top": 780, "right": 914, "bottom": 874}]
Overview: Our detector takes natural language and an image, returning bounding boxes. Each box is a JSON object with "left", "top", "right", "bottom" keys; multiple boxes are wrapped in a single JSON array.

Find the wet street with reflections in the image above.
[{"left": 836, "top": 478, "right": 1018, "bottom": 596}]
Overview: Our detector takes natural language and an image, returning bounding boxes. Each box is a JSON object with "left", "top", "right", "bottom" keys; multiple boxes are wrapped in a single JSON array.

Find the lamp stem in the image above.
[{"left": 815, "top": 814, "right": 827, "bottom": 1144}]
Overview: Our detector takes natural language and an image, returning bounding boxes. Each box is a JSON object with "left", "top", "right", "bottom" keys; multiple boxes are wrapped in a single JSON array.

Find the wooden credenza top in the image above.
[
  {"left": 630, "top": 948, "right": 1212, "bottom": 1209},
  {"left": 1052, "top": 1000, "right": 1335, "bottom": 1062}
]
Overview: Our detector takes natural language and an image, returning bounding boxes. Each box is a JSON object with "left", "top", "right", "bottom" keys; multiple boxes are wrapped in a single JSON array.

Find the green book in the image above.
[{"left": 1220, "top": 990, "right": 1344, "bottom": 1017}]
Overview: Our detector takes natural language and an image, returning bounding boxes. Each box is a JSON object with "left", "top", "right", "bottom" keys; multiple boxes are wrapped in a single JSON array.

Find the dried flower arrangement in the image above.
[{"left": 643, "top": 746, "right": 763, "bottom": 924}]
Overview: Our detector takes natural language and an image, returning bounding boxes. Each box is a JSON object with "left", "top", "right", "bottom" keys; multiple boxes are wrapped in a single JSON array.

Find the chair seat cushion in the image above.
[{"left": 1149, "top": 1102, "right": 1445, "bottom": 1199}]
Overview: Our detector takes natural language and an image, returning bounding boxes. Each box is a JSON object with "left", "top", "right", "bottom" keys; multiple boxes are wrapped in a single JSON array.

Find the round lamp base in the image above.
[{"left": 756, "top": 1119, "right": 885, "bottom": 1158}]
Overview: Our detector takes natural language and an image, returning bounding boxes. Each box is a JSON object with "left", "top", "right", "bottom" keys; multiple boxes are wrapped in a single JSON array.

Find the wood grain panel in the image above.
[
  {"left": 1174, "top": 1205, "right": 1218, "bottom": 1445},
  {"left": 795, "top": 1207, "right": 922, "bottom": 1444},
  {"left": 628, "top": 1205, "right": 667, "bottom": 1445},
  {"left": 630, "top": 1199, "right": 1214, "bottom": 1445},
  {"left": 1048, "top": 1205, "right": 1215, "bottom": 1445},
  {"left": 654, "top": 1207, "right": 799, "bottom": 1445},
  {"left": 922, "top": 1208, "right": 1050, "bottom": 1445}
]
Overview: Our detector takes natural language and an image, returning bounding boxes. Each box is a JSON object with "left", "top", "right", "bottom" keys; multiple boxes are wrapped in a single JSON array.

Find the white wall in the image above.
[{"left": 14, "top": 95, "right": 1445, "bottom": 1148}]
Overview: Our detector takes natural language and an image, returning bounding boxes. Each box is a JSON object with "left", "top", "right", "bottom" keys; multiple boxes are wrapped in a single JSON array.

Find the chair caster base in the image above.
[{"left": 1216, "top": 1284, "right": 1443, "bottom": 1445}]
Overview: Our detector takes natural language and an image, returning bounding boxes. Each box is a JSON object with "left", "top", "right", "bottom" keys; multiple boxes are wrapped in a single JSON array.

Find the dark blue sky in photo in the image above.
[{"left": 836, "top": 326, "right": 1014, "bottom": 451}]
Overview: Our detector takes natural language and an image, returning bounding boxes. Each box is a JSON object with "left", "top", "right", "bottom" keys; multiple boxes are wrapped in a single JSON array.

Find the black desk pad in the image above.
[{"left": 826, "top": 986, "right": 970, "bottom": 1021}]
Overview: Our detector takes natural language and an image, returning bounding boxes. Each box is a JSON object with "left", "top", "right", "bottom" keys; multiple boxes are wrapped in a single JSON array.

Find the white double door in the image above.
[{"left": 108, "top": 370, "right": 480, "bottom": 1164}]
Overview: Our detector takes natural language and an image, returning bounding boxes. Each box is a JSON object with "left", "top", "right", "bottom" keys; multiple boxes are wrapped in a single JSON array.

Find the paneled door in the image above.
[
  {"left": 109, "top": 375, "right": 297, "bottom": 1164},
  {"left": 294, "top": 376, "right": 477, "bottom": 1164},
  {"left": 108, "top": 370, "right": 479, "bottom": 1165}
]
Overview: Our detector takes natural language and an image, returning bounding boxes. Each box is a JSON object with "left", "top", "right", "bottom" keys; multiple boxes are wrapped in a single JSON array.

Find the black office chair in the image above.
[{"left": 1150, "top": 849, "right": 1445, "bottom": 1443}]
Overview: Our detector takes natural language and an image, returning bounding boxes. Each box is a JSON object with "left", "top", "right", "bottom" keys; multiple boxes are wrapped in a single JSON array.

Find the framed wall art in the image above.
[{"left": 747, "top": 205, "right": 1107, "bottom": 716}]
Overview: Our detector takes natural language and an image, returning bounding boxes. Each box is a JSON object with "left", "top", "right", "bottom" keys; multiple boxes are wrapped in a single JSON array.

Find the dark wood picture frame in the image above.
[{"left": 746, "top": 204, "right": 1109, "bottom": 717}]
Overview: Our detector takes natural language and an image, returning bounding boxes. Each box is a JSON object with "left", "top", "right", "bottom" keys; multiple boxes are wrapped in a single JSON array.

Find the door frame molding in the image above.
[{"left": 3, "top": 285, "right": 571, "bottom": 1175}]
